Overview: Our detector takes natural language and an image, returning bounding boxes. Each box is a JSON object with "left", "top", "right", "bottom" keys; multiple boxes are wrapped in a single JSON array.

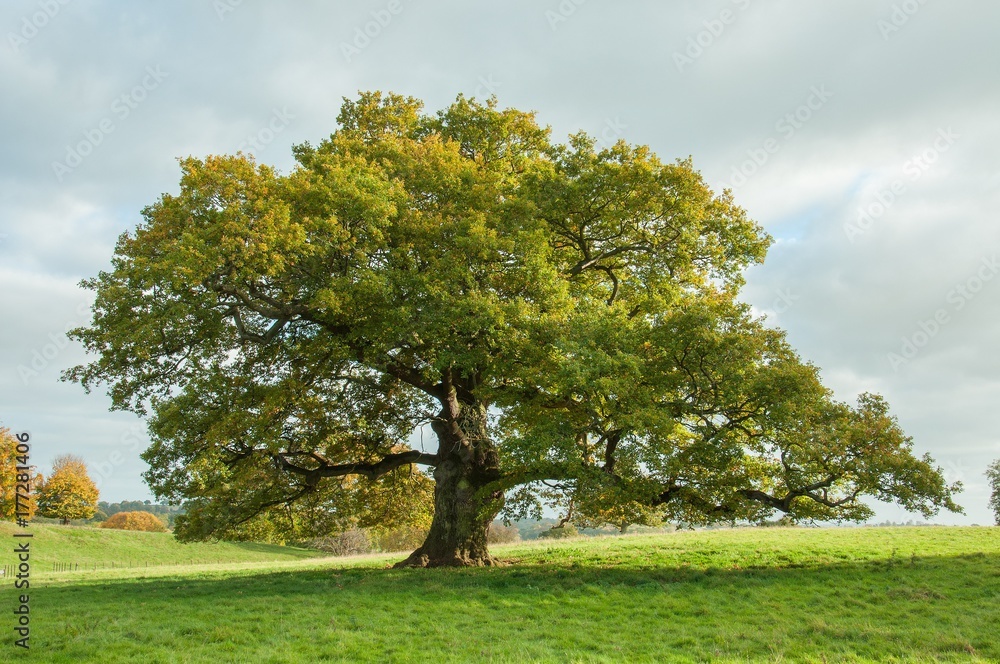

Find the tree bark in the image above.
[{"left": 394, "top": 400, "right": 504, "bottom": 567}]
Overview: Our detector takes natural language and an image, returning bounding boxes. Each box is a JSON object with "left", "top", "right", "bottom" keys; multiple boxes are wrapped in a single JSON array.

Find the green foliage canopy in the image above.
[{"left": 67, "top": 92, "right": 960, "bottom": 557}]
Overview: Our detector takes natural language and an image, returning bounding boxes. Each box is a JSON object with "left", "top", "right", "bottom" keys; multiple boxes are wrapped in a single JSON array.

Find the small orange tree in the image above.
[
  {"left": 1, "top": 426, "right": 42, "bottom": 520},
  {"left": 36, "top": 455, "right": 99, "bottom": 525},
  {"left": 100, "top": 510, "right": 168, "bottom": 532}
]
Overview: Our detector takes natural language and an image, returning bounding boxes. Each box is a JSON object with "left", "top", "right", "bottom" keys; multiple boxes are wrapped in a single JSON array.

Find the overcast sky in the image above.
[{"left": 2, "top": 1, "right": 998, "bottom": 523}]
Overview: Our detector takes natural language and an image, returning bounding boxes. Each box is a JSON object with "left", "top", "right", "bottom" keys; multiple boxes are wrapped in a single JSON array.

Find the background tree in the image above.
[
  {"left": 987, "top": 460, "right": 1000, "bottom": 525},
  {"left": 175, "top": 469, "right": 434, "bottom": 544},
  {"left": 36, "top": 455, "right": 99, "bottom": 525},
  {"left": 100, "top": 510, "right": 168, "bottom": 532},
  {"left": 66, "top": 92, "right": 961, "bottom": 567},
  {"left": 1, "top": 426, "right": 42, "bottom": 520}
]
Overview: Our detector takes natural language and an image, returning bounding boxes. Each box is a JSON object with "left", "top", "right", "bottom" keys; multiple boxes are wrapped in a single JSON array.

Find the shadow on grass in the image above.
[
  {"left": 61, "top": 548, "right": 1000, "bottom": 597},
  {"left": 35, "top": 550, "right": 1000, "bottom": 661},
  {"left": 222, "top": 541, "right": 319, "bottom": 556}
]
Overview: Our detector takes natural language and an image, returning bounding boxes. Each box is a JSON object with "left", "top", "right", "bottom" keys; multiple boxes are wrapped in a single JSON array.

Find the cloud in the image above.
[{"left": 1, "top": 0, "right": 997, "bottom": 521}]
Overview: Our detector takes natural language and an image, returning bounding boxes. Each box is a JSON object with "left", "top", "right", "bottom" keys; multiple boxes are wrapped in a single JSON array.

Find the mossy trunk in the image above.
[{"left": 395, "top": 401, "right": 503, "bottom": 568}]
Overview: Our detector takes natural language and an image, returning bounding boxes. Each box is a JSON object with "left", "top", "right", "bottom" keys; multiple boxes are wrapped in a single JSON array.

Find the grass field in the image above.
[
  {"left": 0, "top": 522, "right": 320, "bottom": 572},
  {"left": 1, "top": 526, "right": 998, "bottom": 662}
]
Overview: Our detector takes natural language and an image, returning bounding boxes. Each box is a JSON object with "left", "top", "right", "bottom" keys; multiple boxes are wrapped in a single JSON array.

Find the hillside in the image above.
[
  {"left": 0, "top": 521, "right": 320, "bottom": 571},
  {"left": 7, "top": 526, "right": 999, "bottom": 662}
]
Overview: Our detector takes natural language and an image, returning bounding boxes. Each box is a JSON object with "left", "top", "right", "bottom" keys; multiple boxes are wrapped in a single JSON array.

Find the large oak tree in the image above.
[{"left": 66, "top": 92, "right": 961, "bottom": 566}]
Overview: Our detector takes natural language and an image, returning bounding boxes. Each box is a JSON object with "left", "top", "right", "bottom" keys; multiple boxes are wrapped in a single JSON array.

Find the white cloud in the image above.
[{"left": 2, "top": 0, "right": 998, "bottom": 519}]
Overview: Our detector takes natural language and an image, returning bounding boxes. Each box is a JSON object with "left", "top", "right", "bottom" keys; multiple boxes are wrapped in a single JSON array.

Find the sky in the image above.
[{"left": 1, "top": 0, "right": 998, "bottom": 524}]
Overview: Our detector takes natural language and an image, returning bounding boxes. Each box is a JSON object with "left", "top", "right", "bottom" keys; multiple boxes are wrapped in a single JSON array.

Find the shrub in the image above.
[
  {"left": 100, "top": 511, "right": 168, "bottom": 532},
  {"left": 372, "top": 525, "right": 429, "bottom": 552},
  {"left": 305, "top": 529, "right": 373, "bottom": 556},
  {"left": 488, "top": 522, "right": 521, "bottom": 544},
  {"left": 539, "top": 524, "right": 578, "bottom": 539}
]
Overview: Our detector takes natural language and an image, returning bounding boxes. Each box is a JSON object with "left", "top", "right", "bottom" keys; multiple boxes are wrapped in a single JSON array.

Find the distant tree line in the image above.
[{"left": 93, "top": 501, "right": 184, "bottom": 528}]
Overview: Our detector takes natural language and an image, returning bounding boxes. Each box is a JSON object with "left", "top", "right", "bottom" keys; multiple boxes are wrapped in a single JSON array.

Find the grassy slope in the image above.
[
  {"left": 0, "top": 522, "right": 320, "bottom": 569},
  {"left": 2, "top": 526, "right": 998, "bottom": 663}
]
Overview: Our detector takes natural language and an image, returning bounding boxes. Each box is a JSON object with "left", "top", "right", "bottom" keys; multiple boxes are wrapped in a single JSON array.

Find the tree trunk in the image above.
[
  {"left": 395, "top": 400, "right": 504, "bottom": 567},
  {"left": 393, "top": 458, "right": 503, "bottom": 567},
  {"left": 61, "top": 517, "right": 69, "bottom": 526}
]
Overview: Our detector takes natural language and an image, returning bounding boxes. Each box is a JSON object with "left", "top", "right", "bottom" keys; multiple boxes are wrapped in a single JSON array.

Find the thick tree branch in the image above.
[
  {"left": 272, "top": 449, "right": 438, "bottom": 484},
  {"left": 652, "top": 474, "right": 854, "bottom": 517},
  {"left": 602, "top": 430, "right": 622, "bottom": 475},
  {"left": 379, "top": 356, "right": 446, "bottom": 400},
  {"left": 567, "top": 243, "right": 651, "bottom": 276}
]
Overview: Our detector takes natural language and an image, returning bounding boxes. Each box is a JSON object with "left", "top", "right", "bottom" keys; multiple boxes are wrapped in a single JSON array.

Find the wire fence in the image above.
[{"left": 1, "top": 560, "right": 206, "bottom": 576}]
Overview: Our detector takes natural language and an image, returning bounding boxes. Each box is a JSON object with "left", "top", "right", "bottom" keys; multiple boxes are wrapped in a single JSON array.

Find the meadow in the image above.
[
  {"left": 0, "top": 521, "right": 320, "bottom": 571},
  {"left": 1, "top": 525, "right": 997, "bottom": 663}
]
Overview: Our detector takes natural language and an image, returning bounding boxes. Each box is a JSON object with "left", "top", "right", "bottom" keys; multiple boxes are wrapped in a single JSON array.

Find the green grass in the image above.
[
  {"left": 0, "top": 521, "right": 320, "bottom": 571},
  {"left": 2, "top": 526, "right": 998, "bottom": 662}
]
